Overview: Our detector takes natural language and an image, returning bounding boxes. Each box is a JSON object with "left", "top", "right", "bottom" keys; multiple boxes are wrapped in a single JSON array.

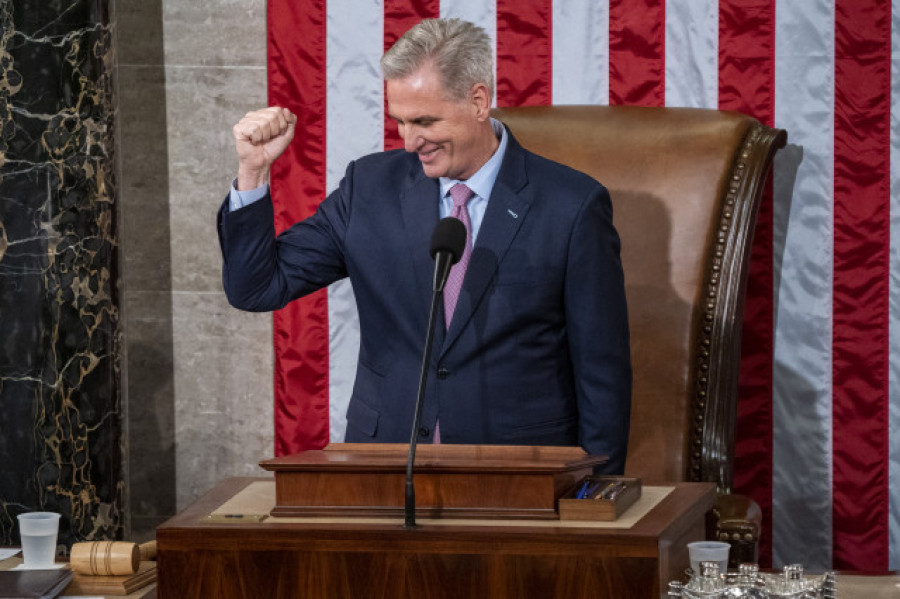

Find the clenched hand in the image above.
[{"left": 233, "top": 106, "right": 297, "bottom": 190}]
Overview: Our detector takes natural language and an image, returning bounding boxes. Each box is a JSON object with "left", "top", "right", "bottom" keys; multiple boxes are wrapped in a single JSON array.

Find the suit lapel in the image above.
[
  {"left": 442, "top": 131, "right": 532, "bottom": 354},
  {"left": 399, "top": 168, "right": 442, "bottom": 331}
]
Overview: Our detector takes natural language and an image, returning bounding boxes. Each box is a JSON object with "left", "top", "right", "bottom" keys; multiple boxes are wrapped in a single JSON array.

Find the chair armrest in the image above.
[{"left": 708, "top": 492, "right": 761, "bottom": 567}]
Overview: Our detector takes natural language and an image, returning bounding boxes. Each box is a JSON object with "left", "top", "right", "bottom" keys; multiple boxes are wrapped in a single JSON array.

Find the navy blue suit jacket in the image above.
[{"left": 218, "top": 129, "right": 632, "bottom": 473}]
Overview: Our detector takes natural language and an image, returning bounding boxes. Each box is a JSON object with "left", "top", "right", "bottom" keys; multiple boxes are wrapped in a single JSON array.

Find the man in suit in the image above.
[{"left": 219, "top": 18, "right": 632, "bottom": 473}]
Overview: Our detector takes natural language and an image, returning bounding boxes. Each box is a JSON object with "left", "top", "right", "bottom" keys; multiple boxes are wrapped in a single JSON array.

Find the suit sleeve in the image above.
[
  {"left": 217, "top": 161, "right": 358, "bottom": 312},
  {"left": 565, "top": 184, "right": 632, "bottom": 474}
]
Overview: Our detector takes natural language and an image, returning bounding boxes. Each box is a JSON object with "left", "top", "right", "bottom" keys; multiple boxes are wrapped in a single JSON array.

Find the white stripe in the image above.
[
  {"left": 771, "top": 0, "right": 835, "bottom": 570},
  {"left": 440, "top": 0, "right": 496, "bottom": 38},
  {"left": 664, "top": 0, "right": 718, "bottom": 108},
  {"left": 889, "top": 0, "right": 900, "bottom": 572},
  {"left": 325, "top": 2, "right": 384, "bottom": 441},
  {"left": 441, "top": 0, "right": 497, "bottom": 105},
  {"left": 552, "top": 0, "right": 609, "bottom": 105}
]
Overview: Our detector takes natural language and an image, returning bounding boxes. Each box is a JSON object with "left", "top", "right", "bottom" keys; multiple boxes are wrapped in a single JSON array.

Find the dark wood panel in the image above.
[
  {"left": 156, "top": 478, "right": 715, "bottom": 599},
  {"left": 159, "top": 548, "right": 659, "bottom": 599}
]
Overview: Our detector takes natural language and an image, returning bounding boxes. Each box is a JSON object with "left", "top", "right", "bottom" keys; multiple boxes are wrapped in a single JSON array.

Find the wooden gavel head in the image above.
[{"left": 70, "top": 541, "right": 140, "bottom": 575}]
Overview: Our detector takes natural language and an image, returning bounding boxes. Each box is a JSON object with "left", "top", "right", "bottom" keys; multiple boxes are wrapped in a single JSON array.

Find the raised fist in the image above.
[{"left": 233, "top": 106, "right": 297, "bottom": 190}]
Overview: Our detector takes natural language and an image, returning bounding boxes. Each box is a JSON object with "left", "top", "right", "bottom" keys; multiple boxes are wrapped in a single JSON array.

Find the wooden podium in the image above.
[
  {"left": 156, "top": 445, "right": 715, "bottom": 598},
  {"left": 259, "top": 443, "right": 604, "bottom": 519}
]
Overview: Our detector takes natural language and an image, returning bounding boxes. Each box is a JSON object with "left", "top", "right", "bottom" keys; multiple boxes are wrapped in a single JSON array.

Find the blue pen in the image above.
[
  {"left": 584, "top": 481, "right": 602, "bottom": 498},
  {"left": 575, "top": 480, "right": 590, "bottom": 499}
]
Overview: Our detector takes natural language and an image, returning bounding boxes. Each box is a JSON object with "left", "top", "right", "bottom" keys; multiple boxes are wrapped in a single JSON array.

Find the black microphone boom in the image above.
[{"left": 405, "top": 217, "right": 466, "bottom": 528}]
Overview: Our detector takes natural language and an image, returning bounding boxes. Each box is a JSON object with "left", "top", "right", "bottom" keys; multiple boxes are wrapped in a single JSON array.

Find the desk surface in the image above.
[
  {"left": 208, "top": 479, "right": 674, "bottom": 529},
  {"left": 827, "top": 572, "right": 900, "bottom": 598}
]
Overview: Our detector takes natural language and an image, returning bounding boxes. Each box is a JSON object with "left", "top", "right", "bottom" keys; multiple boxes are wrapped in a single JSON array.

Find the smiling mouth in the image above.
[{"left": 418, "top": 147, "right": 440, "bottom": 161}]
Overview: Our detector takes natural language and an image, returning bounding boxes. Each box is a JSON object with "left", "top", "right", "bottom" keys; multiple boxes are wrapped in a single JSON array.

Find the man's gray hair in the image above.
[{"left": 381, "top": 18, "right": 494, "bottom": 102}]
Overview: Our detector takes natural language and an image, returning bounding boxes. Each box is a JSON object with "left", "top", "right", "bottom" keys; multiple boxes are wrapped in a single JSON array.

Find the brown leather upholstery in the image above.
[
  {"left": 713, "top": 493, "right": 763, "bottom": 564},
  {"left": 492, "top": 106, "right": 786, "bottom": 563}
]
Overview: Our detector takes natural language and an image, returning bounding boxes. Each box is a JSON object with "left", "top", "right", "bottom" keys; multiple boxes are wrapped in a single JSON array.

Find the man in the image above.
[{"left": 219, "top": 19, "right": 631, "bottom": 473}]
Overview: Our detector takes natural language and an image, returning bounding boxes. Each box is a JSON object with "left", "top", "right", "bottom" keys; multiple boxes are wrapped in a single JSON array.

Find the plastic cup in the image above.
[
  {"left": 17, "top": 512, "right": 60, "bottom": 568},
  {"left": 687, "top": 540, "right": 730, "bottom": 575}
]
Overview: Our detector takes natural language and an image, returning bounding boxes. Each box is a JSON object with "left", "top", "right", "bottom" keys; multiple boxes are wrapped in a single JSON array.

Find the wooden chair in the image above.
[{"left": 492, "top": 105, "right": 787, "bottom": 565}]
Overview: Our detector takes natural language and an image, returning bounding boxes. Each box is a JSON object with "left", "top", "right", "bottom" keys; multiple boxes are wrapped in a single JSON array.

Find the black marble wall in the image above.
[{"left": 0, "top": 0, "right": 121, "bottom": 549}]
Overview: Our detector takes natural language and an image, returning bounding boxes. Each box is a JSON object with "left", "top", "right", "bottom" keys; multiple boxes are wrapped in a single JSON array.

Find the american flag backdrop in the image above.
[{"left": 265, "top": 0, "right": 899, "bottom": 571}]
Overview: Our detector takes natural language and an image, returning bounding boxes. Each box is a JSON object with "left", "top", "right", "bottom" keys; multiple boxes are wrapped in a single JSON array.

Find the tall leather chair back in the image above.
[{"left": 493, "top": 106, "right": 786, "bottom": 490}]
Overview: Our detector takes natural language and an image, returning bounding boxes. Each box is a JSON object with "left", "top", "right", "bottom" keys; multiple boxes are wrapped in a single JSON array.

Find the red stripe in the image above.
[
  {"left": 268, "top": 0, "right": 330, "bottom": 455},
  {"left": 718, "top": 0, "right": 776, "bottom": 567},
  {"left": 608, "top": 0, "right": 665, "bottom": 107},
  {"left": 383, "top": 0, "right": 440, "bottom": 151},
  {"left": 496, "top": 0, "right": 553, "bottom": 107},
  {"left": 832, "top": 0, "right": 892, "bottom": 571}
]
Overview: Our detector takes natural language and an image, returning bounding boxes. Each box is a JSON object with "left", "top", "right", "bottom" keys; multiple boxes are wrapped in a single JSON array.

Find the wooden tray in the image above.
[{"left": 558, "top": 476, "right": 641, "bottom": 521}]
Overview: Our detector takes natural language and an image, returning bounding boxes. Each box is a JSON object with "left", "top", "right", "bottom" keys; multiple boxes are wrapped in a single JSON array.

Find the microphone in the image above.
[
  {"left": 429, "top": 217, "right": 467, "bottom": 292},
  {"left": 405, "top": 217, "right": 467, "bottom": 528}
]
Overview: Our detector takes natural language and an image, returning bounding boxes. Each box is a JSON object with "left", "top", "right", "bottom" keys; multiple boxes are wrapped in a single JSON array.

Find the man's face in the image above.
[{"left": 386, "top": 62, "right": 492, "bottom": 180}]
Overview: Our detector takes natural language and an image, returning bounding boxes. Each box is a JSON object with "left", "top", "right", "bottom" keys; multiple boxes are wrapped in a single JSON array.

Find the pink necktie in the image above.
[
  {"left": 434, "top": 183, "right": 473, "bottom": 445},
  {"left": 443, "top": 183, "right": 474, "bottom": 329}
]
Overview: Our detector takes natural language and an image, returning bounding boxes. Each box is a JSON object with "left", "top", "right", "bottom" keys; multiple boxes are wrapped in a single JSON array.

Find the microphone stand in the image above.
[
  {"left": 404, "top": 287, "right": 442, "bottom": 528},
  {"left": 405, "top": 216, "right": 463, "bottom": 529}
]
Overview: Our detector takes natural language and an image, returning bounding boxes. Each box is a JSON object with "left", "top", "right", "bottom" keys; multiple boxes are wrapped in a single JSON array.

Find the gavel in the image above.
[{"left": 69, "top": 540, "right": 157, "bottom": 576}]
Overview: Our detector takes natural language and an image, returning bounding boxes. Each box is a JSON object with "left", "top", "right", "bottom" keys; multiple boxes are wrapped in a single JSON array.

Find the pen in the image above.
[
  {"left": 584, "top": 481, "right": 603, "bottom": 498},
  {"left": 605, "top": 481, "right": 627, "bottom": 500},
  {"left": 593, "top": 482, "right": 616, "bottom": 500},
  {"left": 575, "top": 480, "right": 591, "bottom": 499}
]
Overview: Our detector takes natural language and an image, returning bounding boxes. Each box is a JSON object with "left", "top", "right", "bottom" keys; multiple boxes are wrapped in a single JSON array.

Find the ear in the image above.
[{"left": 470, "top": 82, "right": 492, "bottom": 121}]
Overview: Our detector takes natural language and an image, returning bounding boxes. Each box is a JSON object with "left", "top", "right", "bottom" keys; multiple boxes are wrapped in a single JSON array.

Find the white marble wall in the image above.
[
  {"left": 162, "top": 0, "right": 275, "bottom": 509},
  {"left": 117, "top": 0, "right": 274, "bottom": 537}
]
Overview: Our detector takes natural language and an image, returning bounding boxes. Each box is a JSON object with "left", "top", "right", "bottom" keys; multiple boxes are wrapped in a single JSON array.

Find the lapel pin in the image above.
[{"left": 507, "top": 209, "right": 518, "bottom": 219}]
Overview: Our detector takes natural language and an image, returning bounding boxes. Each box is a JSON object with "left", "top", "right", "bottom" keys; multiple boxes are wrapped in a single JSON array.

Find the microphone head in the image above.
[{"left": 429, "top": 217, "right": 467, "bottom": 264}]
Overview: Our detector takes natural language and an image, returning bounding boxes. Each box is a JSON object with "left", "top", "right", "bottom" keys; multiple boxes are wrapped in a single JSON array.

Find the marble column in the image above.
[{"left": 0, "top": 0, "right": 121, "bottom": 550}]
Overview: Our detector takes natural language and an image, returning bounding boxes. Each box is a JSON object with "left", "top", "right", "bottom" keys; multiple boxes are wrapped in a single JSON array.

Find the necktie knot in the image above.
[{"left": 449, "top": 183, "right": 474, "bottom": 210}]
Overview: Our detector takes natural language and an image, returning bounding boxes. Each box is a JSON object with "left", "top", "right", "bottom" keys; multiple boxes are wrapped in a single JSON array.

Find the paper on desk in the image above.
[
  {"left": 0, "top": 548, "right": 20, "bottom": 561},
  {"left": 12, "top": 562, "right": 68, "bottom": 570}
]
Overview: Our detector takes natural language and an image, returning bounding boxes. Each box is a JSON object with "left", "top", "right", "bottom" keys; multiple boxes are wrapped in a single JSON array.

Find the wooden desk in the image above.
[{"left": 156, "top": 477, "right": 715, "bottom": 598}]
